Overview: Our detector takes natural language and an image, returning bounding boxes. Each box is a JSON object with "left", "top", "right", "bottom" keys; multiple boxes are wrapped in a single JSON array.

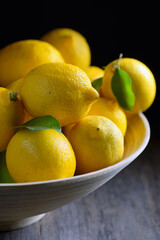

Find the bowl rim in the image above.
[{"left": 0, "top": 112, "right": 150, "bottom": 188}]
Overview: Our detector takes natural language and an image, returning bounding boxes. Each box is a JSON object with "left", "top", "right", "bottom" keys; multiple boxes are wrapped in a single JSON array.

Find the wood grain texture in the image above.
[{"left": 0, "top": 135, "right": 159, "bottom": 240}]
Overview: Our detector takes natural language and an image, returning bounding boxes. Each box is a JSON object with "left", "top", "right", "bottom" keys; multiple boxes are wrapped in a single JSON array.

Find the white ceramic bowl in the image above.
[{"left": 0, "top": 113, "right": 150, "bottom": 231}]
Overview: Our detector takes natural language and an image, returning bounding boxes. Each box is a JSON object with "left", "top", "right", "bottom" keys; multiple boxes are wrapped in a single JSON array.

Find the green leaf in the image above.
[
  {"left": 15, "top": 115, "right": 61, "bottom": 133},
  {"left": 111, "top": 69, "right": 135, "bottom": 110},
  {"left": 92, "top": 77, "right": 103, "bottom": 93}
]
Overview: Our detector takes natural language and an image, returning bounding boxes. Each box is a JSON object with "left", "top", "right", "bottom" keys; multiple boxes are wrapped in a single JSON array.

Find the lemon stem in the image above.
[
  {"left": 10, "top": 92, "right": 18, "bottom": 101},
  {"left": 117, "top": 53, "right": 123, "bottom": 70}
]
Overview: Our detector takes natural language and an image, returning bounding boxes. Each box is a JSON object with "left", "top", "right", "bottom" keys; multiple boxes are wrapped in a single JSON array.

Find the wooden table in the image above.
[{"left": 0, "top": 132, "right": 159, "bottom": 240}]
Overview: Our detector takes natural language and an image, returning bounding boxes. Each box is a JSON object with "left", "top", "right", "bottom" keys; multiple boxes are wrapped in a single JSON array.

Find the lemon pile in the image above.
[{"left": 0, "top": 28, "right": 156, "bottom": 183}]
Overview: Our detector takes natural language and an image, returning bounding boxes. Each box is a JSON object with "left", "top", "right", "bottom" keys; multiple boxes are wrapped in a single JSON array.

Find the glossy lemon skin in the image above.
[
  {"left": 88, "top": 97, "right": 127, "bottom": 136},
  {"left": 41, "top": 28, "right": 91, "bottom": 69},
  {"left": 0, "top": 87, "right": 24, "bottom": 152},
  {"left": 7, "top": 78, "right": 23, "bottom": 93},
  {"left": 101, "top": 58, "right": 156, "bottom": 113},
  {"left": 6, "top": 129, "right": 76, "bottom": 182},
  {"left": 0, "top": 40, "right": 64, "bottom": 86},
  {"left": 20, "top": 62, "right": 99, "bottom": 126},
  {"left": 67, "top": 116, "right": 124, "bottom": 174},
  {"left": 7, "top": 78, "right": 33, "bottom": 124},
  {"left": 84, "top": 66, "right": 104, "bottom": 82}
]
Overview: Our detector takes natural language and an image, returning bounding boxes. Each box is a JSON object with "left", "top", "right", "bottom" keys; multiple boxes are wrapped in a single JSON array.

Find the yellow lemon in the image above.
[
  {"left": 67, "top": 116, "right": 124, "bottom": 174},
  {"left": 41, "top": 28, "right": 91, "bottom": 69},
  {"left": 101, "top": 58, "right": 156, "bottom": 113},
  {"left": 85, "top": 66, "right": 104, "bottom": 82},
  {"left": 6, "top": 128, "right": 76, "bottom": 182},
  {"left": 7, "top": 78, "right": 24, "bottom": 93},
  {"left": 0, "top": 40, "right": 64, "bottom": 86},
  {"left": 7, "top": 78, "right": 33, "bottom": 123},
  {"left": 20, "top": 62, "right": 99, "bottom": 126},
  {"left": 0, "top": 87, "right": 24, "bottom": 152},
  {"left": 62, "top": 123, "right": 75, "bottom": 137},
  {"left": 88, "top": 97, "right": 127, "bottom": 136},
  {"left": 21, "top": 110, "right": 33, "bottom": 123}
]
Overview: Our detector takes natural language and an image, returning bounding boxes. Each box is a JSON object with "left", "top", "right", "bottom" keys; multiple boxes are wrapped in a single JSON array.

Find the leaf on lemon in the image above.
[
  {"left": 92, "top": 77, "right": 103, "bottom": 93},
  {"left": 15, "top": 115, "right": 61, "bottom": 133},
  {"left": 111, "top": 69, "right": 135, "bottom": 111}
]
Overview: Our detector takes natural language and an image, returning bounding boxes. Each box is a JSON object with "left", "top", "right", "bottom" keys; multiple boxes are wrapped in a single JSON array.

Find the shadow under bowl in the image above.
[{"left": 0, "top": 112, "right": 150, "bottom": 231}]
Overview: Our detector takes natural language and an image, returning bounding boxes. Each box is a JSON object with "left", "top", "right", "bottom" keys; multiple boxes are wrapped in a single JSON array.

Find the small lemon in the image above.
[
  {"left": 6, "top": 128, "right": 76, "bottom": 182},
  {"left": 85, "top": 66, "right": 104, "bottom": 82},
  {"left": 67, "top": 116, "right": 124, "bottom": 174},
  {"left": 41, "top": 28, "right": 91, "bottom": 69},
  {"left": 0, "top": 40, "right": 64, "bottom": 86},
  {"left": 101, "top": 58, "right": 156, "bottom": 113},
  {"left": 20, "top": 62, "right": 99, "bottom": 126},
  {"left": 7, "top": 78, "right": 33, "bottom": 123},
  {"left": 88, "top": 97, "right": 127, "bottom": 136},
  {"left": 0, "top": 87, "right": 24, "bottom": 152}
]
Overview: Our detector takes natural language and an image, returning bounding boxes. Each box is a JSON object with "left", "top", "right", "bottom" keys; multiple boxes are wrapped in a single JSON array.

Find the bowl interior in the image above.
[{"left": 123, "top": 112, "right": 150, "bottom": 159}]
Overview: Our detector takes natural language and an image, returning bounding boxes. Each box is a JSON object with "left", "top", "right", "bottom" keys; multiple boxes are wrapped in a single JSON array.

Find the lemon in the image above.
[
  {"left": 7, "top": 78, "right": 23, "bottom": 93},
  {"left": 6, "top": 128, "right": 76, "bottom": 182},
  {"left": 0, "top": 40, "right": 64, "bottom": 86},
  {"left": 64, "top": 97, "right": 127, "bottom": 137},
  {"left": 7, "top": 78, "right": 33, "bottom": 123},
  {"left": 21, "top": 109, "right": 33, "bottom": 124},
  {"left": 0, "top": 87, "right": 24, "bottom": 152},
  {"left": 41, "top": 28, "right": 91, "bottom": 69},
  {"left": 88, "top": 97, "right": 127, "bottom": 136},
  {"left": 20, "top": 62, "right": 99, "bottom": 126},
  {"left": 62, "top": 123, "right": 75, "bottom": 137},
  {"left": 101, "top": 58, "right": 156, "bottom": 113},
  {"left": 67, "top": 116, "right": 124, "bottom": 174},
  {"left": 85, "top": 66, "right": 104, "bottom": 82}
]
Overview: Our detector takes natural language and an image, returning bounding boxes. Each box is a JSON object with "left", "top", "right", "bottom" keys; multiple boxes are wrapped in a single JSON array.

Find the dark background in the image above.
[
  {"left": 0, "top": 5, "right": 159, "bottom": 137},
  {"left": 0, "top": 5, "right": 159, "bottom": 239}
]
